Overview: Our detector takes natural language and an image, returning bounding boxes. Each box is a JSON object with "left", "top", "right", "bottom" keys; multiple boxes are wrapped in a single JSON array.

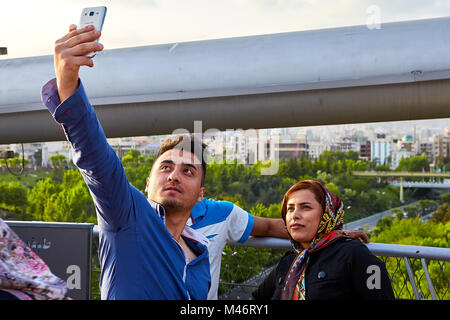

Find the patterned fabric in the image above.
[
  {"left": 0, "top": 218, "right": 69, "bottom": 300},
  {"left": 281, "top": 182, "right": 346, "bottom": 300}
]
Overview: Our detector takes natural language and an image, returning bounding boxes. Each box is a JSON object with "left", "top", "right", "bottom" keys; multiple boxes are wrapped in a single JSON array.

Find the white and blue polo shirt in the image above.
[{"left": 188, "top": 198, "right": 254, "bottom": 300}]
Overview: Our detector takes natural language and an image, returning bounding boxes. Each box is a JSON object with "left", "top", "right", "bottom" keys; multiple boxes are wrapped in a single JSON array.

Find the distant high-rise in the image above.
[
  {"left": 433, "top": 130, "right": 450, "bottom": 163},
  {"left": 360, "top": 140, "right": 371, "bottom": 161},
  {"left": 371, "top": 134, "right": 391, "bottom": 165}
]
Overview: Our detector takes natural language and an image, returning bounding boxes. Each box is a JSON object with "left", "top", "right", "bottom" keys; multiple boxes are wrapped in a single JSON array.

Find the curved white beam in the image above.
[{"left": 1, "top": 17, "right": 450, "bottom": 143}]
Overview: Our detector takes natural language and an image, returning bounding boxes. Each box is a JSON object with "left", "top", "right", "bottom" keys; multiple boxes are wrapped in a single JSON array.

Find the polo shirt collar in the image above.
[{"left": 190, "top": 198, "right": 207, "bottom": 223}]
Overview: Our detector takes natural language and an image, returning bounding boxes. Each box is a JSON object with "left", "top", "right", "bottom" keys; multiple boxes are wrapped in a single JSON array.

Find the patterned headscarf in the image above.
[
  {"left": 280, "top": 180, "right": 346, "bottom": 300},
  {"left": 0, "top": 218, "right": 69, "bottom": 300}
]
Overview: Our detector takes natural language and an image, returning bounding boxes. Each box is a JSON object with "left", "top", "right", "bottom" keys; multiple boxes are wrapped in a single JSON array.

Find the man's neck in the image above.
[
  {"left": 165, "top": 210, "right": 198, "bottom": 262},
  {"left": 164, "top": 210, "right": 190, "bottom": 242}
]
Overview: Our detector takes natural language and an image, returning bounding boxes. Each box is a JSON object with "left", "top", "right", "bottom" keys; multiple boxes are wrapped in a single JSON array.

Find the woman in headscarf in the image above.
[
  {"left": 0, "top": 218, "right": 70, "bottom": 300},
  {"left": 252, "top": 180, "right": 395, "bottom": 300}
]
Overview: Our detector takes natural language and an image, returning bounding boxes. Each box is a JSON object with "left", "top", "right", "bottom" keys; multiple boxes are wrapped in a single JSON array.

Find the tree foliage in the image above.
[
  {"left": 371, "top": 213, "right": 450, "bottom": 300},
  {"left": 49, "top": 154, "right": 68, "bottom": 182},
  {"left": 25, "top": 170, "right": 96, "bottom": 223},
  {"left": 0, "top": 181, "right": 28, "bottom": 219},
  {"left": 396, "top": 155, "right": 429, "bottom": 172}
]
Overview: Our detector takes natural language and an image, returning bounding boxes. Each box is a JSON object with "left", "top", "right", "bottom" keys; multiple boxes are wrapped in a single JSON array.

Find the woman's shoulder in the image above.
[
  {"left": 331, "top": 237, "right": 384, "bottom": 266},
  {"left": 332, "top": 236, "right": 369, "bottom": 251},
  {"left": 323, "top": 237, "right": 373, "bottom": 260}
]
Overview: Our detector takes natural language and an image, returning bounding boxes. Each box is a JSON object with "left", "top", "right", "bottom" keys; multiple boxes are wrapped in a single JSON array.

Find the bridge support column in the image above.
[{"left": 400, "top": 177, "right": 404, "bottom": 203}]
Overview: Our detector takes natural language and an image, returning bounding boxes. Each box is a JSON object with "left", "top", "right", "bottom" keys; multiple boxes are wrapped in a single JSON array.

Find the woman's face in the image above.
[{"left": 285, "top": 189, "right": 323, "bottom": 249}]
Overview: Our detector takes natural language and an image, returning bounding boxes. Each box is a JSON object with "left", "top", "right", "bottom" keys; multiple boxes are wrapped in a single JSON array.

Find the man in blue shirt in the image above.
[{"left": 42, "top": 24, "right": 210, "bottom": 299}]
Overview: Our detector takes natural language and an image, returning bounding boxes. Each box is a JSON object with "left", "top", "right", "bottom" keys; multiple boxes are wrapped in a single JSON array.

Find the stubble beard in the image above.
[{"left": 161, "top": 198, "right": 186, "bottom": 213}]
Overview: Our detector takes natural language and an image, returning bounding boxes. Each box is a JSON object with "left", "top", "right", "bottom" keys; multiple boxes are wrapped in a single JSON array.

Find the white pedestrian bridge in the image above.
[
  {"left": 390, "top": 180, "right": 450, "bottom": 189},
  {"left": 1, "top": 17, "right": 450, "bottom": 143}
]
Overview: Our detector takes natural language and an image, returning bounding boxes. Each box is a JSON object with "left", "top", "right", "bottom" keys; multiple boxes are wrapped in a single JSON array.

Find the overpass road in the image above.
[{"left": 343, "top": 200, "right": 422, "bottom": 231}]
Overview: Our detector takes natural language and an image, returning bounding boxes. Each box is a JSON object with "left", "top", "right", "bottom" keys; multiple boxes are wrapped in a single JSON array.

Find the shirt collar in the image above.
[
  {"left": 182, "top": 225, "right": 209, "bottom": 246},
  {"left": 147, "top": 198, "right": 165, "bottom": 224},
  {"left": 190, "top": 198, "right": 207, "bottom": 222},
  {"left": 147, "top": 198, "right": 209, "bottom": 247}
]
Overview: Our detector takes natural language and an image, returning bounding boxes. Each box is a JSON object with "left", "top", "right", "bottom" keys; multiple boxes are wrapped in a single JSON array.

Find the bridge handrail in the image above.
[
  {"left": 229, "top": 237, "right": 450, "bottom": 261},
  {"left": 225, "top": 237, "right": 450, "bottom": 300},
  {"left": 93, "top": 226, "right": 450, "bottom": 261},
  {"left": 91, "top": 229, "right": 449, "bottom": 300},
  {"left": 352, "top": 171, "right": 450, "bottom": 178}
]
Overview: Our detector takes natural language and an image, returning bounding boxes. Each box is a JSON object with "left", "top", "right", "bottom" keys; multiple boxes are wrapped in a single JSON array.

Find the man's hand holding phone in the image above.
[{"left": 53, "top": 24, "right": 104, "bottom": 103}]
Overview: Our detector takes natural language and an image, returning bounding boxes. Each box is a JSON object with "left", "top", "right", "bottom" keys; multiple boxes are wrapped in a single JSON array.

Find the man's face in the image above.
[{"left": 146, "top": 149, "right": 205, "bottom": 214}]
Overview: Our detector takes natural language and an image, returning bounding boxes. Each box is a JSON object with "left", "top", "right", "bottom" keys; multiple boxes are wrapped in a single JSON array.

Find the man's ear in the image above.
[
  {"left": 145, "top": 177, "right": 150, "bottom": 193},
  {"left": 197, "top": 187, "right": 206, "bottom": 202}
]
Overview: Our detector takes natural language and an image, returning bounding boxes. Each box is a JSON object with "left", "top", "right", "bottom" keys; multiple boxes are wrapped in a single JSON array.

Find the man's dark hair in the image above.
[{"left": 155, "top": 135, "right": 207, "bottom": 186}]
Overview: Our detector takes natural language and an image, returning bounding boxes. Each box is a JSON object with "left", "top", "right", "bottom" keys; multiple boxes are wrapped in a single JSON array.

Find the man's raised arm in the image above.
[
  {"left": 251, "top": 216, "right": 370, "bottom": 243},
  {"left": 41, "top": 25, "right": 132, "bottom": 231}
]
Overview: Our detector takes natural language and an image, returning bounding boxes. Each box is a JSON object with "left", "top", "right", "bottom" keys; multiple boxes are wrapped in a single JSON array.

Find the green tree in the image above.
[
  {"left": 0, "top": 157, "right": 30, "bottom": 172},
  {"left": 350, "top": 179, "right": 369, "bottom": 193},
  {"left": 431, "top": 203, "right": 450, "bottom": 224},
  {"left": 390, "top": 208, "right": 404, "bottom": 220},
  {"left": 25, "top": 170, "right": 96, "bottom": 223},
  {"left": 50, "top": 183, "right": 96, "bottom": 223},
  {"left": 396, "top": 155, "right": 429, "bottom": 172},
  {"left": 418, "top": 199, "right": 435, "bottom": 215},
  {"left": 26, "top": 178, "right": 61, "bottom": 221},
  {"left": 49, "top": 154, "right": 68, "bottom": 182},
  {"left": 121, "top": 149, "right": 145, "bottom": 167},
  {"left": 59, "top": 169, "right": 96, "bottom": 222},
  {"left": 0, "top": 181, "right": 29, "bottom": 219},
  {"left": 343, "top": 188, "right": 357, "bottom": 204},
  {"left": 440, "top": 192, "right": 450, "bottom": 204},
  {"left": 371, "top": 217, "right": 450, "bottom": 299},
  {"left": 403, "top": 205, "right": 420, "bottom": 218},
  {"left": 121, "top": 149, "right": 154, "bottom": 193},
  {"left": 373, "top": 214, "right": 394, "bottom": 235},
  {"left": 325, "top": 182, "right": 341, "bottom": 197}
]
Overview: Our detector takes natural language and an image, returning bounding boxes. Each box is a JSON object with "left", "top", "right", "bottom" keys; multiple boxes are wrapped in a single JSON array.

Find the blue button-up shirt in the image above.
[{"left": 41, "top": 78, "right": 211, "bottom": 300}]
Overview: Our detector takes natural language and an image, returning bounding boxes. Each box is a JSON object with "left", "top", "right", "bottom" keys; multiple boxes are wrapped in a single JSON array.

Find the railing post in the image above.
[
  {"left": 420, "top": 258, "right": 437, "bottom": 300},
  {"left": 403, "top": 257, "right": 421, "bottom": 300}
]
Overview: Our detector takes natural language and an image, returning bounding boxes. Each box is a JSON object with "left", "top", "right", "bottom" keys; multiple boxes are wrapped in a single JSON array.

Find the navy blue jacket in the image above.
[{"left": 252, "top": 238, "right": 395, "bottom": 300}]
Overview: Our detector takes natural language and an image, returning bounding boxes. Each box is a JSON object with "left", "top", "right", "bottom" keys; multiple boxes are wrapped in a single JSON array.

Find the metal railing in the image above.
[
  {"left": 219, "top": 238, "right": 450, "bottom": 300},
  {"left": 90, "top": 228, "right": 450, "bottom": 300}
]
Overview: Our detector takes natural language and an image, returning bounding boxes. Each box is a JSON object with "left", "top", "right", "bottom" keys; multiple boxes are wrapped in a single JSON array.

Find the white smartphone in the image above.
[{"left": 78, "top": 6, "right": 107, "bottom": 58}]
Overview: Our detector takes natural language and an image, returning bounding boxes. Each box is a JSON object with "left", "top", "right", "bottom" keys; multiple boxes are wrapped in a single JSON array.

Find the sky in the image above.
[{"left": 2, "top": 0, "right": 450, "bottom": 59}]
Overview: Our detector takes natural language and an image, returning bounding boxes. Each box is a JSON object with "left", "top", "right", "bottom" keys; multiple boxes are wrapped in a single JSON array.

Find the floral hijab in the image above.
[
  {"left": 280, "top": 181, "right": 346, "bottom": 300},
  {"left": 0, "top": 218, "right": 69, "bottom": 300}
]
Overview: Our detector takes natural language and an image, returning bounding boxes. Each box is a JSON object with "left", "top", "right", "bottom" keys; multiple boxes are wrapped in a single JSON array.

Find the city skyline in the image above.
[{"left": 2, "top": 116, "right": 448, "bottom": 169}]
